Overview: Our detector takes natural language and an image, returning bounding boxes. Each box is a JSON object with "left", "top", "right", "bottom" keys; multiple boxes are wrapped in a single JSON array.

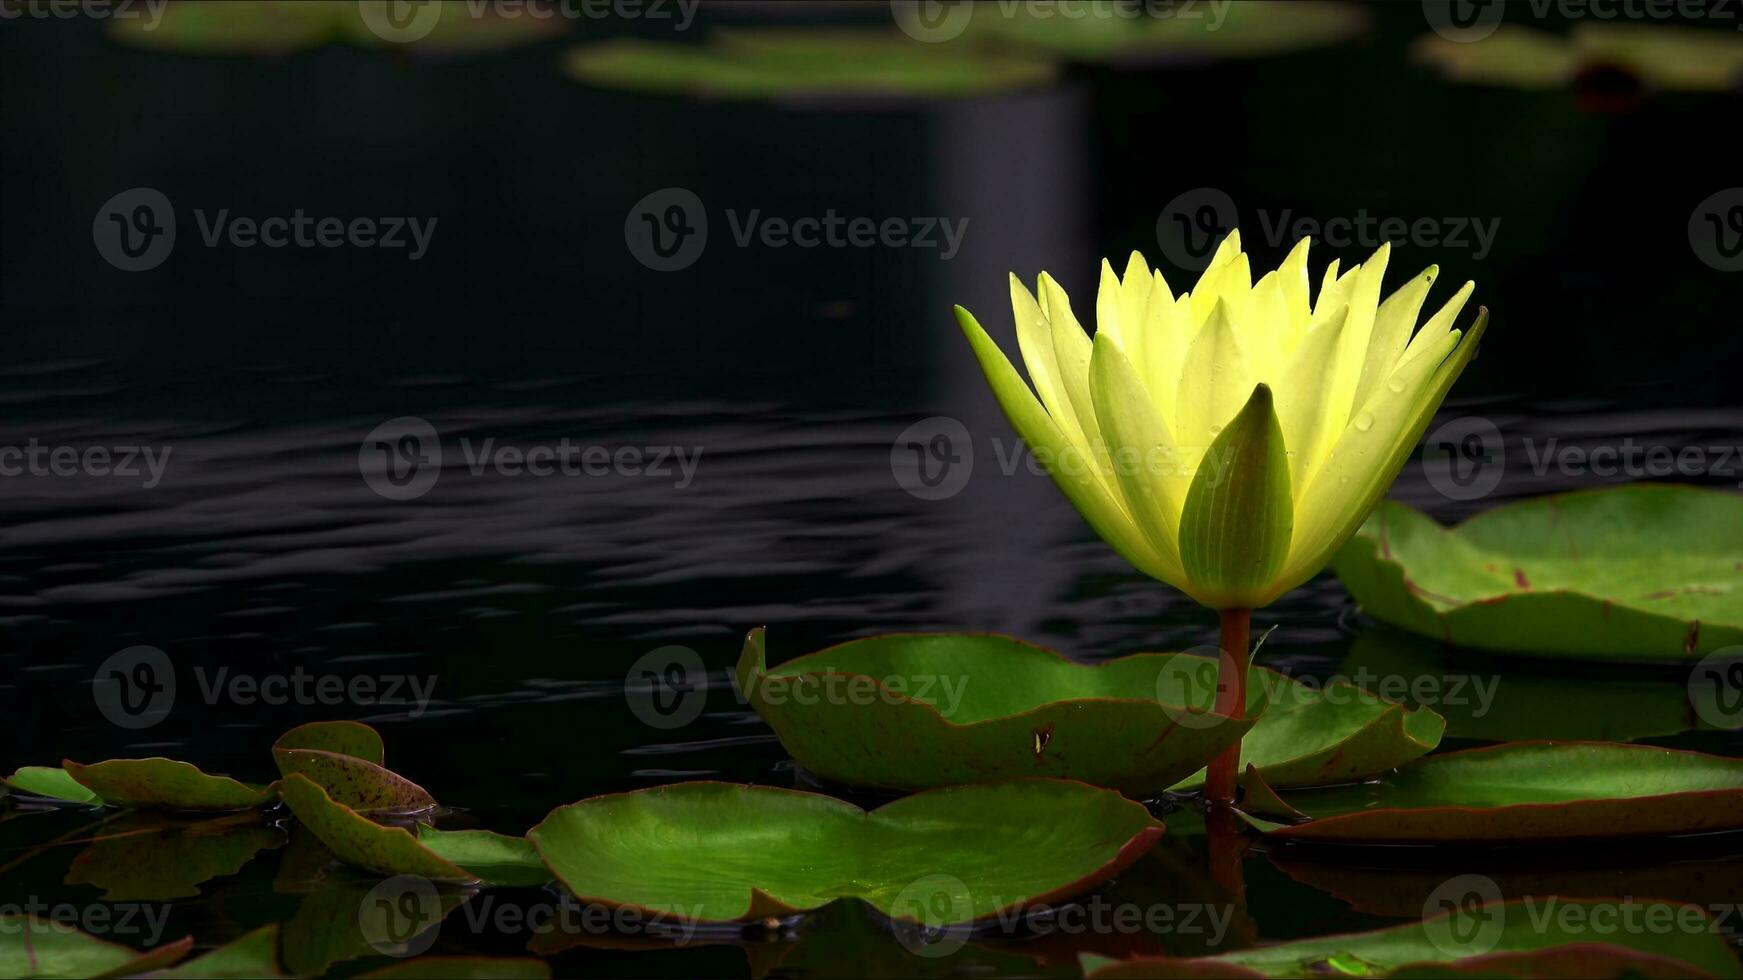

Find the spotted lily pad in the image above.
[
  {"left": 273, "top": 720, "right": 386, "bottom": 764},
  {"left": 961, "top": 0, "right": 1366, "bottom": 65},
  {"left": 1239, "top": 742, "right": 1743, "bottom": 843},
  {"left": 1171, "top": 667, "right": 1444, "bottom": 791},
  {"left": 154, "top": 925, "right": 284, "bottom": 979},
  {"left": 1413, "top": 23, "right": 1743, "bottom": 94},
  {"left": 1082, "top": 900, "right": 1741, "bottom": 978},
  {"left": 274, "top": 749, "right": 435, "bottom": 814},
  {"left": 61, "top": 759, "right": 275, "bottom": 811},
  {"left": 276, "top": 774, "right": 471, "bottom": 882},
  {"left": 1334, "top": 486, "right": 1743, "bottom": 661},
  {"left": 565, "top": 30, "right": 1057, "bottom": 103},
  {"left": 4, "top": 766, "right": 102, "bottom": 805},
  {"left": 0, "top": 915, "right": 192, "bottom": 978},
  {"left": 527, "top": 779, "right": 1161, "bottom": 926},
  {"left": 738, "top": 629, "right": 1258, "bottom": 795},
  {"left": 108, "top": 0, "right": 566, "bottom": 57}
]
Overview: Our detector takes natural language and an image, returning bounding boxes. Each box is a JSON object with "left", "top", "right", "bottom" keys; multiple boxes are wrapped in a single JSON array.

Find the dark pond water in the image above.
[{"left": 3, "top": 2, "right": 1743, "bottom": 977}]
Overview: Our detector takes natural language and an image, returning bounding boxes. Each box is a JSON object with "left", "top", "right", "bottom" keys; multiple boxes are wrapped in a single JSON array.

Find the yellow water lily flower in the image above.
[{"left": 955, "top": 231, "right": 1489, "bottom": 613}]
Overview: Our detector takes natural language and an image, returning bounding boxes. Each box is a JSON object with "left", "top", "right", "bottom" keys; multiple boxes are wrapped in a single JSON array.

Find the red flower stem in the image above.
[{"left": 1204, "top": 607, "right": 1252, "bottom": 806}]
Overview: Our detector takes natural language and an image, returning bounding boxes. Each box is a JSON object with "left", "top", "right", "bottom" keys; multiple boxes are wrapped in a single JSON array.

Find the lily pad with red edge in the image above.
[
  {"left": 273, "top": 749, "right": 435, "bottom": 815},
  {"left": 737, "top": 628, "right": 1258, "bottom": 796},
  {"left": 527, "top": 779, "right": 1162, "bottom": 927},
  {"left": 273, "top": 720, "right": 386, "bottom": 765},
  {"left": 0, "top": 915, "right": 193, "bottom": 978},
  {"left": 276, "top": 773, "right": 471, "bottom": 882},
  {"left": 1170, "top": 667, "right": 1444, "bottom": 791},
  {"left": 1333, "top": 486, "right": 1743, "bottom": 661},
  {"left": 1080, "top": 899, "right": 1742, "bottom": 978},
  {"left": 4, "top": 766, "right": 103, "bottom": 805},
  {"left": 154, "top": 924, "right": 284, "bottom": 979},
  {"left": 961, "top": 0, "right": 1366, "bottom": 66},
  {"left": 64, "top": 811, "right": 284, "bottom": 901},
  {"left": 564, "top": 31, "right": 1058, "bottom": 104},
  {"left": 1237, "top": 741, "right": 1743, "bottom": 843},
  {"left": 61, "top": 759, "right": 275, "bottom": 811}
]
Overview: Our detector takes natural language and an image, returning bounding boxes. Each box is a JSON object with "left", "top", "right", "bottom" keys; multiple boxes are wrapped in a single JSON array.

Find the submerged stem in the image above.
[{"left": 1204, "top": 607, "right": 1252, "bottom": 806}]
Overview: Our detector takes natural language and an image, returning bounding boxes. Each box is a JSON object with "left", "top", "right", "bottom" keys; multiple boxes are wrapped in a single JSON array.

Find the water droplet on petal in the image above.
[
  {"left": 1353, "top": 411, "right": 1375, "bottom": 433},
  {"left": 1387, "top": 376, "right": 1407, "bottom": 393}
]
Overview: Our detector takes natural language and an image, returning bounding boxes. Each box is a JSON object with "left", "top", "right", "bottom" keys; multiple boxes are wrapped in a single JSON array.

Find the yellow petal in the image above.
[
  {"left": 1274, "top": 306, "right": 1349, "bottom": 489},
  {"left": 1010, "top": 274, "right": 1090, "bottom": 450},
  {"left": 1191, "top": 251, "right": 1252, "bottom": 325},
  {"left": 1090, "top": 333, "right": 1187, "bottom": 577},
  {"left": 1175, "top": 299, "right": 1252, "bottom": 475},
  {"left": 1355, "top": 265, "right": 1437, "bottom": 410},
  {"left": 1278, "top": 237, "right": 1313, "bottom": 339},
  {"left": 1400, "top": 279, "right": 1475, "bottom": 369},
  {"left": 1236, "top": 270, "right": 1290, "bottom": 381},
  {"left": 1040, "top": 273, "right": 1101, "bottom": 454},
  {"left": 1095, "top": 259, "right": 1127, "bottom": 346},
  {"left": 1178, "top": 384, "right": 1293, "bottom": 609},
  {"left": 956, "top": 306, "right": 1175, "bottom": 582},
  {"left": 1321, "top": 243, "right": 1392, "bottom": 444}
]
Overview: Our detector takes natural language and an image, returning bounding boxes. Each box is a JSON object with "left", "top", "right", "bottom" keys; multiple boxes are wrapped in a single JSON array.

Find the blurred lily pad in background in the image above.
[
  {"left": 1413, "top": 22, "right": 1743, "bottom": 94},
  {"left": 108, "top": 0, "right": 568, "bottom": 57},
  {"left": 565, "top": 29, "right": 1059, "bottom": 102},
  {"left": 1334, "top": 486, "right": 1743, "bottom": 660},
  {"left": 953, "top": 0, "right": 1367, "bottom": 66}
]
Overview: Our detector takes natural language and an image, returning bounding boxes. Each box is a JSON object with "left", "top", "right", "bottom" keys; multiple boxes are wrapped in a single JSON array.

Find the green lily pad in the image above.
[
  {"left": 357, "top": 957, "right": 552, "bottom": 979},
  {"left": 1172, "top": 667, "right": 1444, "bottom": 791},
  {"left": 281, "top": 876, "right": 470, "bottom": 978},
  {"left": 962, "top": 0, "right": 1366, "bottom": 65},
  {"left": 64, "top": 813, "right": 284, "bottom": 900},
  {"left": 153, "top": 925, "right": 284, "bottom": 979},
  {"left": 273, "top": 749, "right": 435, "bottom": 815},
  {"left": 276, "top": 774, "right": 471, "bottom": 882},
  {"left": 5, "top": 766, "right": 103, "bottom": 805},
  {"left": 0, "top": 916, "right": 192, "bottom": 979},
  {"left": 738, "top": 629, "right": 1258, "bottom": 796},
  {"left": 273, "top": 720, "right": 386, "bottom": 765},
  {"left": 1413, "top": 23, "right": 1743, "bottom": 93},
  {"left": 108, "top": 0, "right": 567, "bottom": 57},
  {"left": 1240, "top": 742, "right": 1743, "bottom": 843},
  {"left": 528, "top": 778, "right": 1162, "bottom": 926},
  {"left": 416, "top": 826, "right": 551, "bottom": 887},
  {"left": 1334, "top": 486, "right": 1743, "bottom": 661},
  {"left": 565, "top": 31, "right": 1057, "bottom": 103},
  {"left": 61, "top": 759, "right": 275, "bottom": 811},
  {"left": 1081, "top": 900, "right": 1742, "bottom": 978}
]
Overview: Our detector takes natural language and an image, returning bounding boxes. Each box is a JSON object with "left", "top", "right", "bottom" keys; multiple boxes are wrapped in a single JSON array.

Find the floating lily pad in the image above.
[
  {"left": 64, "top": 813, "right": 284, "bottom": 900},
  {"left": 416, "top": 826, "right": 550, "bottom": 887},
  {"left": 273, "top": 720, "right": 386, "bottom": 765},
  {"left": 108, "top": 0, "right": 566, "bottom": 57},
  {"left": 1172, "top": 667, "right": 1444, "bottom": 791},
  {"left": 154, "top": 925, "right": 284, "bottom": 979},
  {"left": 738, "top": 629, "right": 1258, "bottom": 796},
  {"left": 565, "top": 31, "right": 1057, "bottom": 103},
  {"left": 528, "top": 779, "right": 1161, "bottom": 926},
  {"left": 357, "top": 957, "right": 552, "bottom": 979},
  {"left": 0, "top": 915, "right": 192, "bottom": 978},
  {"left": 1413, "top": 23, "right": 1743, "bottom": 94},
  {"left": 962, "top": 0, "right": 1366, "bottom": 65},
  {"left": 4, "top": 766, "right": 102, "bottom": 805},
  {"left": 277, "top": 774, "right": 470, "bottom": 882},
  {"left": 274, "top": 749, "right": 435, "bottom": 815},
  {"left": 1334, "top": 486, "right": 1743, "bottom": 661},
  {"left": 1082, "top": 900, "right": 1741, "bottom": 978},
  {"left": 61, "top": 759, "right": 275, "bottom": 811},
  {"left": 1240, "top": 742, "right": 1743, "bottom": 843}
]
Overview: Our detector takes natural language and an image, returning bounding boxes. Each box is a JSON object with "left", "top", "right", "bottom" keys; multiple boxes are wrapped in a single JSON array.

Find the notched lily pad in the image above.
[
  {"left": 1081, "top": 900, "right": 1741, "bottom": 978},
  {"left": 1239, "top": 742, "right": 1743, "bottom": 843},
  {"left": 1172, "top": 667, "right": 1443, "bottom": 791},
  {"left": 527, "top": 778, "right": 1162, "bottom": 926},
  {"left": 0, "top": 915, "right": 192, "bottom": 978},
  {"left": 5, "top": 766, "right": 103, "bottom": 805},
  {"left": 61, "top": 759, "right": 275, "bottom": 811},
  {"left": 565, "top": 30, "right": 1057, "bottom": 103},
  {"left": 277, "top": 774, "right": 471, "bottom": 882},
  {"left": 738, "top": 628, "right": 1258, "bottom": 796},
  {"left": 1335, "top": 486, "right": 1743, "bottom": 660}
]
